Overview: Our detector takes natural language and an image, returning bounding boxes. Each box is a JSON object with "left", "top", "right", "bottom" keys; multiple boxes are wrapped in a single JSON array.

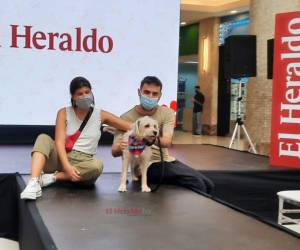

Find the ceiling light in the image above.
[
  {"left": 202, "top": 37, "right": 209, "bottom": 73},
  {"left": 180, "top": 21, "right": 187, "bottom": 26},
  {"left": 184, "top": 61, "right": 198, "bottom": 64},
  {"left": 230, "top": 10, "right": 238, "bottom": 14}
]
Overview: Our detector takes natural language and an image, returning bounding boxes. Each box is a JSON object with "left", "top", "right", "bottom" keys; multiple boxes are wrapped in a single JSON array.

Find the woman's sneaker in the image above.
[
  {"left": 39, "top": 173, "right": 57, "bottom": 188},
  {"left": 20, "top": 178, "right": 42, "bottom": 200}
]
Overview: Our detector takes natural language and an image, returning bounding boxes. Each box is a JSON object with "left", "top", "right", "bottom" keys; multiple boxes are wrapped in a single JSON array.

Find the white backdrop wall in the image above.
[{"left": 0, "top": 0, "right": 180, "bottom": 125}]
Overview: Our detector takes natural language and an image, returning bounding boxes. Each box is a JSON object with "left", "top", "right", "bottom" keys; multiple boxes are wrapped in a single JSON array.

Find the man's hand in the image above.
[
  {"left": 66, "top": 166, "right": 82, "bottom": 182},
  {"left": 112, "top": 138, "right": 127, "bottom": 157},
  {"left": 120, "top": 138, "right": 128, "bottom": 151},
  {"left": 144, "top": 136, "right": 157, "bottom": 145}
]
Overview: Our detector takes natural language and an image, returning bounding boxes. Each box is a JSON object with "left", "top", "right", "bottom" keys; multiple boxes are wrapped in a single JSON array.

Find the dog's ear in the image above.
[{"left": 133, "top": 120, "right": 141, "bottom": 137}]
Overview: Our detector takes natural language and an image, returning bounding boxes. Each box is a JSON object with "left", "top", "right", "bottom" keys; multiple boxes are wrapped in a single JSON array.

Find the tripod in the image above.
[{"left": 229, "top": 79, "right": 257, "bottom": 154}]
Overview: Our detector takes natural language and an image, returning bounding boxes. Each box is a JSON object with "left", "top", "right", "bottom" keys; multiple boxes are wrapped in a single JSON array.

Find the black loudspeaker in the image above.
[
  {"left": 267, "top": 39, "right": 274, "bottom": 79},
  {"left": 217, "top": 45, "right": 231, "bottom": 136},
  {"left": 224, "top": 35, "right": 257, "bottom": 78}
]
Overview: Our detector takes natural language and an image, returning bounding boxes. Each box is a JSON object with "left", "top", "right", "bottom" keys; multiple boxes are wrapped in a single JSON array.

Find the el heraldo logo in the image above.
[{"left": 3, "top": 25, "right": 114, "bottom": 53}]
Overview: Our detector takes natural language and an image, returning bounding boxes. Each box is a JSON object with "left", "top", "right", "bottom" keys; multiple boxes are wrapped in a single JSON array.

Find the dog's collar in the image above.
[
  {"left": 128, "top": 136, "right": 146, "bottom": 156},
  {"left": 143, "top": 138, "right": 156, "bottom": 146}
]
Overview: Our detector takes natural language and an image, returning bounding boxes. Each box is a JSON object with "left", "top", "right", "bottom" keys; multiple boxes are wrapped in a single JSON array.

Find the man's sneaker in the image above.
[
  {"left": 20, "top": 178, "right": 42, "bottom": 200},
  {"left": 39, "top": 173, "right": 56, "bottom": 188}
]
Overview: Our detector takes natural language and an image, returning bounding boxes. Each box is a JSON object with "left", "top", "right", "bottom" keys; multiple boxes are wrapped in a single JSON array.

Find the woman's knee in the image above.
[
  {"left": 91, "top": 159, "right": 103, "bottom": 175},
  {"left": 35, "top": 134, "right": 53, "bottom": 144},
  {"left": 32, "top": 134, "right": 54, "bottom": 158},
  {"left": 81, "top": 159, "right": 103, "bottom": 179},
  {"left": 33, "top": 134, "right": 53, "bottom": 151}
]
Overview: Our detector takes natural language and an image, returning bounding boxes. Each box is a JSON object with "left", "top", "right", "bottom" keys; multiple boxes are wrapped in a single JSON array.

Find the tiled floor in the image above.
[
  {"left": 173, "top": 130, "right": 248, "bottom": 151},
  {"left": 284, "top": 225, "right": 300, "bottom": 234},
  {"left": 0, "top": 238, "right": 19, "bottom": 250}
]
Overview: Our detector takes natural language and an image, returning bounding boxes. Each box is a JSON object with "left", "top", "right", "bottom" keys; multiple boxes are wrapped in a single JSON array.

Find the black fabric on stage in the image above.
[
  {"left": 0, "top": 173, "right": 56, "bottom": 249},
  {"left": 202, "top": 169, "right": 300, "bottom": 238},
  {"left": 17, "top": 175, "right": 57, "bottom": 250},
  {"left": 0, "top": 174, "right": 18, "bottom": 240},
  {"left": 0, "top": 125, "right": 113, "bottom": 144}
]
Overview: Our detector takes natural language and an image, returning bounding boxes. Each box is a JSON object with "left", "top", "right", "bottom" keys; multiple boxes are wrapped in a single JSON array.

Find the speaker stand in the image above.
[{"left": 229, "top": 79, "right": 257, "bottom": 154}]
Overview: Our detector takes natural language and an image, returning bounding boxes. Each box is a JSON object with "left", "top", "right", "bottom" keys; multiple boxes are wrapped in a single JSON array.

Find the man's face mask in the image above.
[
  {"left": 140, "top": 94, "right": 159, "bottom": 110},
  {"left": 75, "top": 94, "right": 94, "bottom": 109}
]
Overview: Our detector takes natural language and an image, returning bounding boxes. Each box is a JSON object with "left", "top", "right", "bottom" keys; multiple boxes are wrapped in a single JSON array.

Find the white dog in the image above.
[{"left": 118, "top": 116, "right": 159, "bottom": 192}]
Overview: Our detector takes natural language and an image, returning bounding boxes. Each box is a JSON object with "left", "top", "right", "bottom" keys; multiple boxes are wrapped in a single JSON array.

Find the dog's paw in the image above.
[
  {"left": 118, "top": 185, "right": 127, "bottom": 192},
  {"left": 141, "top": 185, "right": 151, "bottom": 192}
]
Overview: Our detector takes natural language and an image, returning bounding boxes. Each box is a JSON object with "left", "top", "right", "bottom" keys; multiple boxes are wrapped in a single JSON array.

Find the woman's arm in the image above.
[
  {"left": 55, "top": 108, "right": 81, "bottom": 181},
  {"left": 101, "top": 110, "right": 131, "bottom": 131}
]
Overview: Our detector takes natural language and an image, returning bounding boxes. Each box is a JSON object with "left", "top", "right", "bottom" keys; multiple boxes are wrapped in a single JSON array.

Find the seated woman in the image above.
[{"left": 21, "top": 76, "right": 131, "bottom": 200}]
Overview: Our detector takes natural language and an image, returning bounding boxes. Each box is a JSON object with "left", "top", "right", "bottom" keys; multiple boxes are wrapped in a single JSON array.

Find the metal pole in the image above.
[
  {"left": 229, "top": 122, "right": 238, "bottom": 148},
  {"left": 241, "top": 125, "right": 257, "bottom": 154}
]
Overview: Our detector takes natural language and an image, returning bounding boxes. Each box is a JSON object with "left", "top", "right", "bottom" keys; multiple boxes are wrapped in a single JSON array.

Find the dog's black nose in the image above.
[{"left": 153, "top": 131, "right": 157, "bottom": 136}]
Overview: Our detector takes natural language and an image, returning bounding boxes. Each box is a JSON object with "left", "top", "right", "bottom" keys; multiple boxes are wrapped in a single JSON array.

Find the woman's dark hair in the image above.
[
  {"left": 69, "top": 76, "right": 92, "bottom": 106},
  {"left": 70, "top": 76, "right": 92, "bottom": 95}
]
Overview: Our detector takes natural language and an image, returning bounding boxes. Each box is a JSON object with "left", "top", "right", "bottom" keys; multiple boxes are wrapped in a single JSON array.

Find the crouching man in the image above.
[{"left": 112, "top": 76, "right": 214, "bottom": 194}]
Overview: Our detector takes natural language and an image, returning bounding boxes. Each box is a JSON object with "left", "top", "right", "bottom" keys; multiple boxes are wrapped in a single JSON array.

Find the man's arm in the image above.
[
  {"left": 111, "top": 107, "right": 175, "bottom": 155},
  {"left": 192, "top": 97, "right": 203, "bottom": 105},
  {"left": 154, "top": 108, "right": 175, "bottom": 148},
  {"left": 112, "top": 127, "right": 173, "bottom": 156},
  {"left": 155, "top": 133, "right": 172, "bottom": 148}
]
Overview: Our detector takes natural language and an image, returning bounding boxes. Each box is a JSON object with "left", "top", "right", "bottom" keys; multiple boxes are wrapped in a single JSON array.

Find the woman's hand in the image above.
[
  {"left": 55, "top": 108, "right": 81, "bottom": 181},
  {"left": 65, "top": 166, "right": 82, "bottom": 182}
]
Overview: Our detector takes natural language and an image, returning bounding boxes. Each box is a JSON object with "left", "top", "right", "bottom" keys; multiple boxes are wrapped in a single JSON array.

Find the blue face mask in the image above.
[{"left": 140, "top": 95, "right": 159, "bottom": 110}]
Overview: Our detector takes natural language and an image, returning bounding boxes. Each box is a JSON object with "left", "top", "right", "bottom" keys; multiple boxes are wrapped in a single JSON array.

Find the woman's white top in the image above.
[{"left": 66, "top": 106, "right": 101, "bottom": 155}]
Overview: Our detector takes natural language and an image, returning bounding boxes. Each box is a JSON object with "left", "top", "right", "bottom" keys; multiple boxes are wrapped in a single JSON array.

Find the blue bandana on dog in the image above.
[{"left": 128, "top": 136, "right": 146, "bottom": 156}]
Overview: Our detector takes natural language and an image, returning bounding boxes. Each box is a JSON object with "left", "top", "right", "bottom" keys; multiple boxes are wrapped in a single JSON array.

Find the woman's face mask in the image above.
[
  {"left": 75, "top": 94, "right": 94, "bottom": 109},
  {"left": 140, "top": 94, "right": 159, "bottom": 110}
]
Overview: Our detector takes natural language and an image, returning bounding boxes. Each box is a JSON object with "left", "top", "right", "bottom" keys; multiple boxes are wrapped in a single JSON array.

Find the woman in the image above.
[{"left": 21, "top": 76, "right": 131, "bottom": 200}]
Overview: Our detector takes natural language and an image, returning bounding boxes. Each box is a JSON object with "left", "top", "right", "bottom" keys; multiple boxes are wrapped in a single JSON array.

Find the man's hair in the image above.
[
  {"left": 140, "top": 76, "right": 162, "bottom": 90},
  {"left": 195, "top": 86, "right": 200, "bottom": 90}
]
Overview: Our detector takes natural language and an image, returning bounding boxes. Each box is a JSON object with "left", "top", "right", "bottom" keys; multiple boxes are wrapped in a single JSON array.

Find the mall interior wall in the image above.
[
  {"left": 198, "top": 17, "right": 220, "bottom": 135},
  {"left": 246, "top": 0, "right": 300, "bottom": 155}
]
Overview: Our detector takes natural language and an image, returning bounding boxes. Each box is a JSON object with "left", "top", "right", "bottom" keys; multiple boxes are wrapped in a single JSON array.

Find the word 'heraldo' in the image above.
[{"left": 10, "top": 25, "right": 113, "bottom": 53}]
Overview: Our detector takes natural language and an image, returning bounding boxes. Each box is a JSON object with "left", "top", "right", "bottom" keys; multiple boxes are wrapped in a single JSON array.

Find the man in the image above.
[
  {"left": 192, "top": 86, "right": 205, "bottom": 135},
  {"left": 112, "top": 76, "right": 213, "bottom": 194}
]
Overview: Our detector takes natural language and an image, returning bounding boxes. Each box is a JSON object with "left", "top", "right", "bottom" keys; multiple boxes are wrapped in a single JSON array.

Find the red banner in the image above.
[{"left": 270, "top": 11, "right": 300, "bottom": 168}]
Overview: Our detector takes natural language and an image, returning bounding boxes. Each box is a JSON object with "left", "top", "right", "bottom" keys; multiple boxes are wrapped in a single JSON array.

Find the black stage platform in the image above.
[
  {"left": 0, "top": 144, "right": 269, "bottom": 173},
  {"left": 1, "top": 145, "right": 300, "bottom": 249},
  {"left": 34, "top": 173, "right": 300, "bottom": 250}
]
